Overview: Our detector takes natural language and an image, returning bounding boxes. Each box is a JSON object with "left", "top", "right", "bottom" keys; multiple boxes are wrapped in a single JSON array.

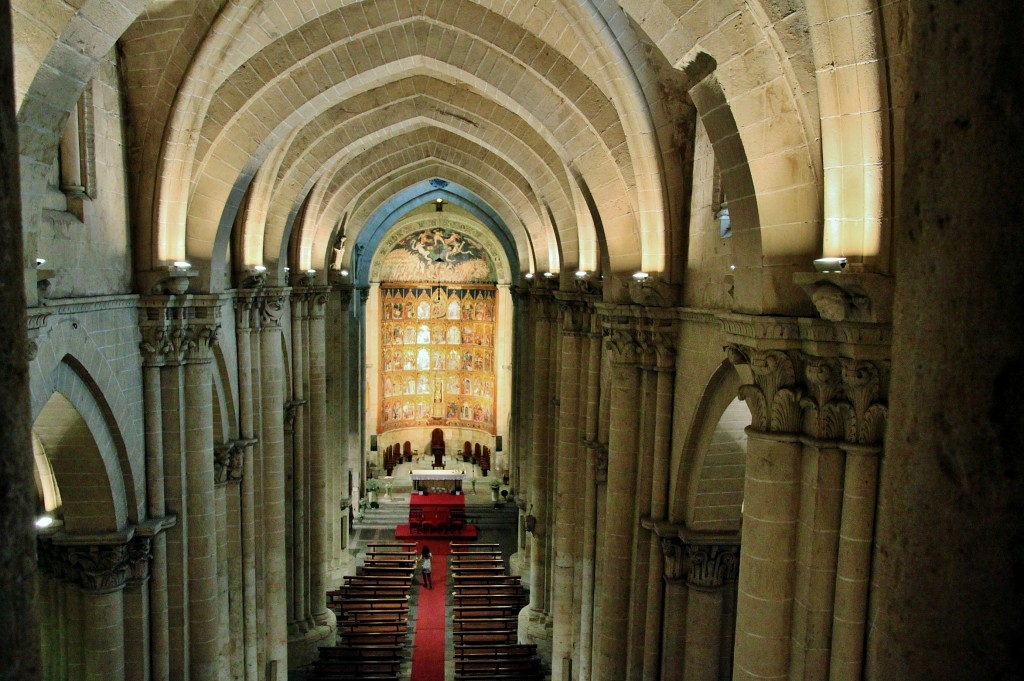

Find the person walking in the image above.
[{"left": 420, "top": 545, "right": 432, "bottom": 589}]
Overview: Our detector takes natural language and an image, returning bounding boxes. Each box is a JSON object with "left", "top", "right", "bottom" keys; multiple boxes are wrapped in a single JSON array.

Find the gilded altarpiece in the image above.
[{"left": 378, "top": 284, "right": 497, "bottom": 434}]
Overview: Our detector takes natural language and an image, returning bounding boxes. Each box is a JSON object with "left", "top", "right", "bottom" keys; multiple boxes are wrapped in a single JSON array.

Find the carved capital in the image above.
[
  {"left": 127, "top": 536, "right": 152, "bottom": 582},
  {"left": 260, "top": 292, "right": 287, "bottom": 329},
  {"left": 605, "top": 328, "right": 641, "bottom": 366},
  {"left": 557, "top": 297, "right": 591, "bottom": 335},
  {"left": 626, "top": 274, "right": 678, "bottom": 308},
  {"left": 727, "top": 346, "right": 803, "bottom": 433},
  {"left": 684, "top": 543, "right": 739, "bottom": 588},
  {"left": 840, "top": 359, "right": 889, "bottom": 444},
  {"left": 38, "top": 539, "right": 131, "bottom": 593},
  {"left": 799, "top": 356, "right": 847, "bottom": 439},
  {"left": 661, "top": 537, "right": 686, "bottom": 581},
  {"left": 184, "top": 321, "right": 220, "bottom": 363},
  {"left": 214, "top": 440, "right": 246, "bottom": 484},
  {"left": 284, "top": 399, "right": 306, "bottom": 431}
]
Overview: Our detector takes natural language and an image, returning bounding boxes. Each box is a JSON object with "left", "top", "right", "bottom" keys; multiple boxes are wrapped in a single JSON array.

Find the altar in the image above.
[{"left": 410, "top": 469, "right": 465, "bottom": 493}]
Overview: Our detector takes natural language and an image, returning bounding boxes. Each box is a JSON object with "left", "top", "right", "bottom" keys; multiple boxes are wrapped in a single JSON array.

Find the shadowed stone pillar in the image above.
[
  {"left": 307, "top": 288, "right": 331, "bottom": 628},
  {"left": 288, "top": 288, "right": 308, "bottom": 637},
  {"left": 259, "top": 290, "right": 288, "bottom": 679},
  {"left": 551, "top": 296, "right": 589, "bottom": 679},
  {"left": 235, "top": 291, "right": 261, "bottom": 681},
  {"left": 683, "top": 542, "right": 739, "bottom": 681},
  {"left": 124, "top": 537, "right": 154, "bottom": 681},
  {"left": 577, "top": 322, "right": 603, "bottom": 681},
  {"left": 726, "top": 347, "right": 803, "bottom": 681},
  {"left": 183, "top": 307, "right": 221, "bottom": 681},
  {"left": 659, "top": 537, "right": 687, "bottom": 681},
  {"left": 594, "top": 322, "right": 642, "bottom": 681}
]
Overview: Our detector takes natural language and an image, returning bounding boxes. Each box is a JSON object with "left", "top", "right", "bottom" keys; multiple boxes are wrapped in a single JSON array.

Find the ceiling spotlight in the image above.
[
  {"left": 575, "top": 270, "right": 588, "bottom": 278},
  {"left": 35, "top": 258, "right": 46, "bottom": 267},
  {"left": 35, "top": 514, "right": 54, "bottom": 529},
  {"left": 524, "top": 272, "right": 534, "bottom": 279},
  {"left": 253, "top": 264, "right": 267, "bottom": 272},
  {"left": 632, "top": 271, "right": 649, "bottom": 281},
  {"left": 173, "top": 261, "right": 192, "bottom": 270},
  {"left": 340, "top": 269, "right": 349, "bottom": 277},
  {"left": 543, "top": 271, "right": 554, "bottom": 279}
]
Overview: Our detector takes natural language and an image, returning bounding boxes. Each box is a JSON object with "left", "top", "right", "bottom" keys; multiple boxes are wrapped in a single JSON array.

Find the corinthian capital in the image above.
[
  {"left": 840, "top": 359, "right": 889, "bottom": 444},
  {"left": 605, "top": 328, "right": 641, "bottom": 366},
  {"left": 684, "top": 543, "right": 739, "bottom": 589},
  {"left": 726, "top": 345, "right": 803, "bottom": 433},
  {"left": 38, "top": 539, "right": 131, "bottom": 593},
  {"left": 799, "top": 355, "right": 847, "bottom": 439}
]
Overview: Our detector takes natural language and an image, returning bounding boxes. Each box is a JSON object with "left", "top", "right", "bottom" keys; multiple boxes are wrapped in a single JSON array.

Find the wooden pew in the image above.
[
  {"left": 451, "top": 543, "right": 500, "bottom": 553},
  {"left": 312, "top": 657, "right": 402, "bottom": 678},
  {"left": 452, "top": 584, "right": 526, "bottom": 597},
  {"left": 343, "top": 575, "right": 412, "bottom": 587},
  {"left": 317, "top": 644, "right": 403, "bottom": 660},
  {"left": 452, "top": 616, "right": 519, "bottom": 631},
  {"left": 454, "top": 642, "right": 537, "bottom": 658},
  {"left": 329, "top": 585, "right": 409, "bottom": 599},
  {"left": 455, "top": 657, "right": 542, "bottom": 674},
  {"left": 338, "top": 630, "right": 408, "bottom": 646},
  {"left": 453, "top": 629, "right": 519, "bottom": 645},
  {"left": 453, "top": 604, "right": 523, "bottom": 618},
  {"left": 339, "top": 620, "right": 408, "bottom": 635},
  {"left": 366, "top": 542, "right": 416, "bottom": 552},
  {"left": 359, "top": 565, "right": 415, "bottom": 578},
  {"left": 332, "top": 597, "right": 409, "bottom": 617},
  {"left": 453, "top": 575, "right": 522, "bottom": 587},
  {"left": 339, "top": 609, "right": 409, "bottom": 623},
  {"left": 454, "top": 593, "right": 529, "bottom": 608}
]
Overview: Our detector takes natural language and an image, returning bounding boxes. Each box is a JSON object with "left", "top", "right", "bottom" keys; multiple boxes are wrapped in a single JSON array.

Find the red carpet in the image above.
[
  {"left": 410, "top": 540, "right": 449, "bottom": 681},
  {"left": 394, "top": 523, "right": 477, "bottom": 540}
]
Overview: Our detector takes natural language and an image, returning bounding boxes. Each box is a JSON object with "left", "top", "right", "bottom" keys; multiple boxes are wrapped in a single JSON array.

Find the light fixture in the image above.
[
  {"left": 160, "top": 260, "right": 197, "bottom": 294},
  {"left": 284, "top": 266, "right": 290, "bottom": 272},
  {"left": 524, "top": 272, "right": 534, "bottom": 280},
  {"left": 575, "top": 270, "right": 588, "bottom": 278},
  {"left": 35, "top": 258, "right": 46, "bottom": 267},
  {"left": 813, "top": 257, "right": 848, "bottom": 273},
  {"left": 35, "top": 514, "right": 53, "bottom": 529},
  {"left": 730, "top": 264, "right": 736, "bottom": 270},
  {"left": 632, "top": 271, "right": 650, "bottom": 281},
  {"left": 253, "top": 264, "right": 267, "bottom": 272},
  {"left": 435, "top": 198, "right": 444, "bottom": 212},
  {"left": 543, "top": 271, "right": 554, "bottom": 279},
  {"left": 306, "top": 268, "right": 316, "bottom": 276},
  {"left": 340, "top": 269, "right": 349, "bottom": 277},
  {"left": 172, "top": 261, "right": 192, "bottom": 270}
]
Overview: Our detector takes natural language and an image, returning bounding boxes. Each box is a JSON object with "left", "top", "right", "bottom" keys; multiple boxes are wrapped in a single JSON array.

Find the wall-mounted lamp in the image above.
[
  {"left": 813, "top": 257, "right": 848, "bottom": 273},
  {"left": 340, "top": 269, "right": 349, "bottom": 277},
  {"left": 35, "top": 258, "right": 46, "bottom": 268},
  {"left": 151, "top": 260, "right": 197, "bottom": 295},
  {"left": 524, "top": 272, "right": 534, "bottom": 280},
  {"left": 632, "top": 271, "right": 650, "bottom": 282},
  {"left": 542, "top": 271, "right": 554, "bottom": 279},
  {"left": 35, "top": 514, "right": 54, "bottom": 529},
  {"left": 35, "top": 258, "right": 56, "bottom": 298},
  {"left": 575, "top": 270, "right": 589, "bottom": 278},
  {"left": 435, "top": 198, "right": 444, "bottom": 212}
]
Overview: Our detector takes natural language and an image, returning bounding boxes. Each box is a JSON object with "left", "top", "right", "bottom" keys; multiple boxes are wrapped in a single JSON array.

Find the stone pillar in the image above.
[
  {"left": 659, "top": 538, "right": 687, "bottom": 681},
  {"left": 124, "top": 537, "right": 153, "bottom": 681},
  {"left": 830, "top": 360, "right": 886, "bottom": 681},
  {"left": 288, "top": 289, "right": 307, "bottom": 636},
  {"left": 527, "top": 292, "right": 554, "bottom": 614},
  {"left": 259, "top": 290, "right": 288, "bottom": 679},
  {"left": 183, "top": 314, "right": 221, "bottom": 681},
  {"left": 576, "top": 324, "right": 603, "bottom": 681},
  {"left": 235, "top": 292, "right": 261, "bottom": 681},
  {"left": 594, "top": 323, "right": 642, "bottom": 681},
  {"left": 551, "top": 297, "right": 588, "bottom": 679},
  {"left": 643, "top": 346, "right": 676, "bottom": 681},
  {"left": 683, "top": 543, "right": 739, "bottom": 681},
  {"left": 307, "top": 288, "right": 331, "bottom": 627},
  {"left": 726, "top": 347, "right": 804, "bottom": 681}
]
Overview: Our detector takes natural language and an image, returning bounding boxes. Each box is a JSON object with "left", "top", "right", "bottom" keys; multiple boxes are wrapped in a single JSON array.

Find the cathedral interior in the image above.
[{"left": 0, "top": 1, "right": 1022, "bottom": 680}]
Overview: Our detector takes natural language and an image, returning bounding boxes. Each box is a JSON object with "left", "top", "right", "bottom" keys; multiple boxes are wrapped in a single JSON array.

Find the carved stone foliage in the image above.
[
  {"left": 37, "top": 536, "right": 154, "bottom": 592},
  {"left": 586, "top": 440, "right": 609, "bottom": 483},
  {"left": 661, "top": 538, "right": 685, "bottom": 582},
  {"left": 684, "top": 543, "right": 739, "bottom": 588},
  {"left": 261, "top": 292, "right": 286, "bottom": 329},
  {"left": 214, "top": 441, "right": 246, "bottom": 484},
  {"left": 604, "top": 328, "right": 642, "bottom": 366},
  {"left": 726, "top": 346, "right": 804, "bottom": 434},
  {"left": 800, "top": 356, "right": 847, "bottom": 439},
  {"left": 140, "top": 301, "right": 220, "bottom": 366},
  {"left": 726, "top": 344, "right": 889, "bottom": 445},
  {"left": 558, "top": 298, "right": 591, "bottom": 336},
  {"left": 840, "top": 359, "right": 889, "bottom": 445}
]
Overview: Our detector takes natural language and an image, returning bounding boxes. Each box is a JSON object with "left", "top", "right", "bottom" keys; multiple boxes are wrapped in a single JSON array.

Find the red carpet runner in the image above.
[{"left": 409, "top": 539, "right": 449, "bottom": 681}]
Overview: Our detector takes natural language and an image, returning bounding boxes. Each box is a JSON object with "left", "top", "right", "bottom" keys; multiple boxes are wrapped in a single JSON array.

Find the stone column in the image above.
[
  {"left": 576, "top": 323, "right": 603, "bottom": 681},
  {"left": 183, "top": 309, "right": 221, "bottom": 681},
  {"left": 527, "top": 292, "right": 554, "bottom": 615},
  {"left": 659, "top": 538, "right": 687, "bottom": 681},
  {"left": 594, "top": 323, "right": 642, "bottom": 681},
  {"left": 259, "top": 290, "right": 289, "bottom": 679},
  {"left": 829, "top": 360, "right": 886, "bottom": 681},
  {"left": 551, "top": 297, "right": 588, "bottom": 679},
  {"left": 288, "top": 289, "right": 307, "bottom": 636},
  {"left": 789, "top": 357, "right": 845, "bottom": 681},
  {"left": 138, "top": 330, "right": 169, "bottom": 681},
  {"left": 726, "top": 347, "right": 804, "bottom": 681},
  {"left": 123, "top": 537, "right": 153, "bottom": 681},
  {"left": 307, "top": 288, "right": 331, "bottom": 627},
  {"left": 683, "top": 543, "right": 739, "bottom": 681},
  {"left": 234, "top": 292, "right": 261, "bottom": 681},
  {"left": 643, "top": 342, "right": 676, "bottom": 681}
]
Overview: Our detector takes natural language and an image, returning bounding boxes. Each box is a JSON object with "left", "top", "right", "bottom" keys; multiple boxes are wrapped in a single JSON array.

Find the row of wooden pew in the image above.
[
  {"left": 450, "top": 543, "right": 545, "bottom": 680},
  {"left": 313, "top": 542, "right": 418, "bottom": 680}
]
